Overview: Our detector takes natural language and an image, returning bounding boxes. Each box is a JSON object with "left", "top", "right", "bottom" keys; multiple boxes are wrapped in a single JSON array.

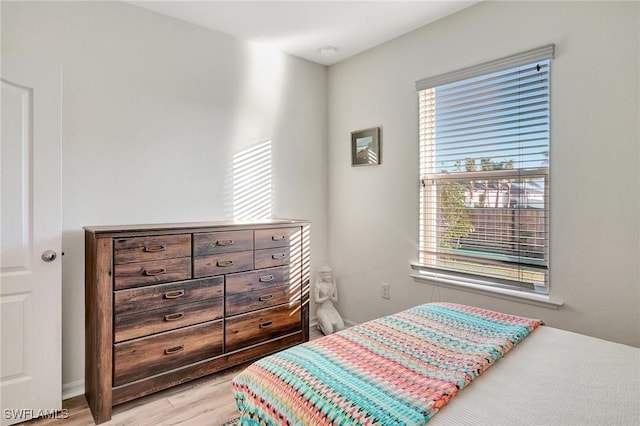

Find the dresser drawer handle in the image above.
[
  {"left": 271, "top": 253, "right": 286, "bottom": 260},
  {"left": 164, "top": 289, "right": 185, "bottom": 299},
  {"left": 164, "top": 345, "right": 184, "bottom": 355},
  {"left": 216, "top": 240, "right": 234, "bottom": 246},
  {"left": 217, "top": 260, "right": 234, "bottom": 267},
  {"left": 143, "top": 268, "right": 166, "bottom": 276},
  {"left": 259, "top": 275, "right": 274, "bottom": 282},
  {"left": 259, "top": 321, "right": 273, "bottom": 329},
  {"left": 164, "top": 312, "right": 184, "bottom": 322},
  {"left": 143, "top": 244, "right": 166, "bottom": 252},
  {"left": 258, "top": 294, "right": 274, "bottom": 302},
  {"left": 271, "top": 235, "right": 286, "bottom": 241}
]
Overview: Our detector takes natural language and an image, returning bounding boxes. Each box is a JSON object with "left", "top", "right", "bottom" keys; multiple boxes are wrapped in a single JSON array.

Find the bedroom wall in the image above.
[
  {"left": 327, "top": 1, "right": 640, "bottom": 347},
  {"left": 1, "top": 1, "right": 328, "bottom": 394}
]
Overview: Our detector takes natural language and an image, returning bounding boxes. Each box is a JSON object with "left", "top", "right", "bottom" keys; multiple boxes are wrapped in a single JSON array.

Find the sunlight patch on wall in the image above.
[
  {"left": 288, "top": 228, "right": 303, "bottom": 310},
  {"left": 301, "top": 224, "right": 311, "bottom": 312},
  {"left": 224, "top": 42, "right": 287, "bottom": 221},
  {"left": 368, "top": 149, "right": 378, "bottom": 164},
  {"left": 232, "top": 140, "right": 272, "bottom": 220},
  {"left": 287, "top": 225, "right": 311, "bottom": 316}
]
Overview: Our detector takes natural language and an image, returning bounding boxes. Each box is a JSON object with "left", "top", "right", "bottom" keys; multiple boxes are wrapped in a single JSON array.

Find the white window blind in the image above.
[{"left": 417, "top": 46, "right": 553, "bottom": 291}]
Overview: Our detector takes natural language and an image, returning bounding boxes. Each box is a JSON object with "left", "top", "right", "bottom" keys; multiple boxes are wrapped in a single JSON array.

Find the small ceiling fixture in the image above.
[{"left": 319, "top": 46, "right": 337, "bottom": 57}]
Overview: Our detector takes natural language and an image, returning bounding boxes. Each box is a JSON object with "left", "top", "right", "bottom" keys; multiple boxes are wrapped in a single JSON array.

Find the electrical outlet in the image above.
[{"left": 381, "top": 282, "right": 390, "bottom": 299}]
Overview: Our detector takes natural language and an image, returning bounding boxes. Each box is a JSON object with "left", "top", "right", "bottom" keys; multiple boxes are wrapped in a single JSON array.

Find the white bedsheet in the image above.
[{"left": 429, "top": 326, "right": 640, "bottom": 425}]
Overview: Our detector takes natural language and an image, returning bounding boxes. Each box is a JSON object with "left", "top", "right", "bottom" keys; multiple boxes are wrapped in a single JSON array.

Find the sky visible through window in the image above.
[
  {"left": 433, "top": 60, "right": 550, "bottom": 174},
  {"left": 419, "top": 59, "right": 550, "bottom": 288}
]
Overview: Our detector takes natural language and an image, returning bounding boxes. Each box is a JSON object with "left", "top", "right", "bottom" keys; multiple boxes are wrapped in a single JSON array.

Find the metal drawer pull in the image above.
[
  {"left": 143, "top": 244, "right": 166, "bottom": 252},
  {"left": 164, "top": 345, "right": 184, "bottom": 355},
  {"left": 272, "top": 253, "right": 286, "bottom": 260},
  {"left": 143, "top": 268, "right": 166, "bottom": 276},
  {"left": 216, "top": 240, "right": 234, "bottom": 246},
  {"left": 271, "top": 235, "right": 286, "bottom": 241},
  {"left": 259, "top": 321, "right": 273, "bottom": 329},
  {"left": 258, "top": 294, "right": 274, "bottom": 302},
  {"left": 164, "top": 289, "right": 185, "bottom": 299},
  {"left": 259, "top": 275, "right": 274, "bottom": 282},
  {"left": 217, "top": 260, "right": 234, "bottom": 267},
  {"left": 164, "top": 312, "right": 184, "bottom": 321}
]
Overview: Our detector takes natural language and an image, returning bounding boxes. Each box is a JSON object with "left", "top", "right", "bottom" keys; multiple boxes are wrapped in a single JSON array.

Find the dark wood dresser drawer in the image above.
[
  {"left": 193, "top": 230, "right": 253, "bottom": 256},
  {"left": 255, "top": 227, "right": 299, "bottom": 249},
  {"left": 114, "top": 276, "right": 223, "bottom": 316},
  {"left": 226, "top": 284, "right": 300, "bottom": 316},
  {"left": 113, "top": 320, "right": 223, "bottom": 386},
  {"left": 84, "top": 220, "right": 309, "bottom": 424},
  {"left": 114, "top": 234, "right": 191, "bottom": 264},
  {"left": 225, "top": 304, "right": 301, "bottom": 352},
  {"left": 193, "top": 250, "right": 253, "bottom": 278},
  {"left": 114, "top": 298, "right": 224, "bottom": 343},
  {"left": 226, "top": 266, "right": 289, "bottom": 295},
  {"left": 114, "top": 257, "right": 191, "bottom": 290},
  {"left": 255, "top": 246, "right": 292, "bottom": 269}
]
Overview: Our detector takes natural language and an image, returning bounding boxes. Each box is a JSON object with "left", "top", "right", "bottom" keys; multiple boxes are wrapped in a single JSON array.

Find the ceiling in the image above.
[{"left": 128, "top": 1, "right": 479, "bottom": 66}]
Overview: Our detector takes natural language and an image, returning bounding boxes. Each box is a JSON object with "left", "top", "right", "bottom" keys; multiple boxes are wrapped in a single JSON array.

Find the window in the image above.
[{"left": 415, "top": 45, "right": 554, "bottom": 293}]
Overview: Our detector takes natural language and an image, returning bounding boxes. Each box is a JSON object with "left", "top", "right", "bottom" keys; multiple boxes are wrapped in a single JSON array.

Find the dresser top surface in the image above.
[{"left": 84, "top": 218, "right": 309, "bottom": 236}]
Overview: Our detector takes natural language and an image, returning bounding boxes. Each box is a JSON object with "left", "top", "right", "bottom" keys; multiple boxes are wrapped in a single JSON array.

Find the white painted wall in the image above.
[
  {"left": 2, "top": 1, "right": 328, "bottom": 392},
  {"left": 328, "top": 1, "right": 640, "bottom": 347},
  {"left": 2, "top": 0, "right": 637, "bottom": 400}
]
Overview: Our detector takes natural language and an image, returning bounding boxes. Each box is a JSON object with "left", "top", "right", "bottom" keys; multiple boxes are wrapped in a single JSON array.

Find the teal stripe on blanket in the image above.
[
  {"left": 232, "top": 302, "right": 542, "bottom": 425},
  {"left": 260, "top": 345, "right": 427, "bottom": 424}
]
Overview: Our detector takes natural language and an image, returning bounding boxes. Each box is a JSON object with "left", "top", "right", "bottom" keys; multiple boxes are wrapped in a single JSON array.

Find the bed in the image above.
[{"left": 231, "top": 302, "right": 639, "bottom": 425}]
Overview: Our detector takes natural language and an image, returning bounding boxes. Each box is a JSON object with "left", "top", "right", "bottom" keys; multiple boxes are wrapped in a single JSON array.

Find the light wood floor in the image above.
[
  {"left": 25, "top": 328, "right": 323, "bottom": 426},
  {"left": 24, "top": 364, "right": 245, "bottom": 426}
]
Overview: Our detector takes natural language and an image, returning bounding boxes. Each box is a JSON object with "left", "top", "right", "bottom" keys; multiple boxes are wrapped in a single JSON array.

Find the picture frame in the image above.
[{"left": 351, "top": 127, "right": 381, "bottom": 166}]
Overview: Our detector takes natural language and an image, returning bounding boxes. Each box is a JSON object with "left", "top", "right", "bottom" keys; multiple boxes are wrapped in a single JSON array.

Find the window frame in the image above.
[{"left": 413, "top": 45, "right": 554, "bottom": 295}]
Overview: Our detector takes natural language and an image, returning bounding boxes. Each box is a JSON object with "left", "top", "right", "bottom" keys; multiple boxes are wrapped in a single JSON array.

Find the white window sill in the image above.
[{"left": 410, "top": 272, "right": 564, "bottom": 309}]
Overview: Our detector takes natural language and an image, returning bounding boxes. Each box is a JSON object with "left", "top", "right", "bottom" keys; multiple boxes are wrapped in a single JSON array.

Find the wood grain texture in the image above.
[
  {"left": 113, "top": 276, "right": 223, "bottom": 316},
  {"left": 22, "top": 367, "right": 243, "bottom": 426},
  {"left": 225, "top": 304, "right": 302, "bottom": 352},
  {"left": 25, "top": 329, "right": 322, "bottom": 426},
  {"left": 84, "top": 220, "right": 309, "bottom": 424},
  {"left": 254, "top": 227, "right": 299, "bottom": 249},
  {"left": 112, "top": 332, "right": 305, "bottom": 406},
  {"left": 84, "top": 219, "right": 309, "bottom": 237},
  {"left": 193, "top": 250, "right": 254, "bottom": 278},
  {"left": 113, "top": 234, "right": 191, "bottom": 264},
  {"left": 114, "top": 257, "right": 191, "bottom": 289},
  {"left": 225, "top": 284, "right": 300, "bottom": 316},
  {"left": 254, "top": 246, "right": 291, "bottom": 269},
  {"left": 114, "top": 298, "right": 224, "bottom": 342},
  {"left": 225, "top": 266, "right": 289, "bottom": 295},
  {"left": 113, "top": 320, "right": 223, "bottom": 386},
  {"left": 84, "top": 234, "right": 114, "bottom": 424},
  {"left": 193, "top": 230, "right": 254, "bottom": 256}
]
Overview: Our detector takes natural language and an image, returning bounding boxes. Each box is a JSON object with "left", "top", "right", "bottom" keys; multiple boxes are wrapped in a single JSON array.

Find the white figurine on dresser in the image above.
[{"left": 314, "top": 264, "right": 345, "bottom": 335}]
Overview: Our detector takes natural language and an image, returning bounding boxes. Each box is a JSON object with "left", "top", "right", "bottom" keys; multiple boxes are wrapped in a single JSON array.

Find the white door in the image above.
[{"left": 0, "top": 53, "right": 62, "bottom": 425}]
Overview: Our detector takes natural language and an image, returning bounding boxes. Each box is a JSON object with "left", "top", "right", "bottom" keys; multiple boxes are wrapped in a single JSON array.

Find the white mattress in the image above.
[{"left": 429, "top": 326, "right": 640, "bottom": 425}]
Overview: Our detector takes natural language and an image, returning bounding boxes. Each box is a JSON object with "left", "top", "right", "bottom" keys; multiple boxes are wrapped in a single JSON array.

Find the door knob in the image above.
[{"left": 41, "top": 250, "right": 57, "bottom": 262}]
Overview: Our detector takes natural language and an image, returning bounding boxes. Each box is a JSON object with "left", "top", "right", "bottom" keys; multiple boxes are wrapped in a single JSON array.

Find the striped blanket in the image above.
[{"left": 232, "top": 302, "right": 542, "bottom": 425}]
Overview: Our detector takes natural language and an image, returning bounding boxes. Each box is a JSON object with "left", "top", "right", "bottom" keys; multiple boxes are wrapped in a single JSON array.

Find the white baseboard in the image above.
[
  {"left": 62, "top": 380, "right": 84, "bottom": 400},
  {"left": 310, "top": 317, "right": 357, "bottom": 329},
  {"left": 344, "top": 319, "right": 357, "bottom": 327}
]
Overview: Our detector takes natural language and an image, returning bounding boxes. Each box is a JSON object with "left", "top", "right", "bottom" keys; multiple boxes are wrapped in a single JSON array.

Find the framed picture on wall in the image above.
[{"left": 351, "top": 127, "right": 381, "bottom": 166}]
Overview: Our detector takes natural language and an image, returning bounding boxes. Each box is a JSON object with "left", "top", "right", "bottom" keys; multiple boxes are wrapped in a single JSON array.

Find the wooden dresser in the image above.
[{"left": 84, "top": 220, "right": 310, "bottom": 424}]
